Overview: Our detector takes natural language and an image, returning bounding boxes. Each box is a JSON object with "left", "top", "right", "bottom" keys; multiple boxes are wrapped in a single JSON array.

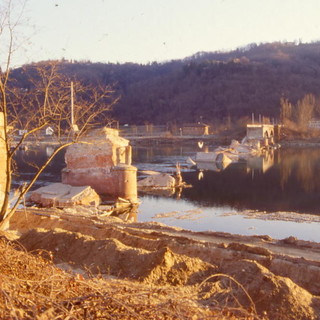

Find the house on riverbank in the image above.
[{"left": 308, "top": 119, "right": 320, "bottom": 130}]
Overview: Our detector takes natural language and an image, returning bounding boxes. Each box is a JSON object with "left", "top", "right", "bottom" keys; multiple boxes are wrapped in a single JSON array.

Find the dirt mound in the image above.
[
  {"left": 0, "top": 236, "right": 223, "bottom": 319},
  {"left": 143, "top": 246, "right": 217, "bottom": 286},
  {"left": 220, "top": 259, "right": 320, "bottom": 320},
  {"left": 18, "top": 228, "right": 217, "bottom": 286},
  {"left": 16, "top": 224, "right": 320, "bottom": 320},
  {"left": 8, "top": 209, "right": 320, "bottom": 319}
]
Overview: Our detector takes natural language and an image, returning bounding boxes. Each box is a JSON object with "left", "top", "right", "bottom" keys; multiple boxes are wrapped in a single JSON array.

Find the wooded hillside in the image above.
[{"left": 11, "top": 41, "right": 320, "bottom": 126}]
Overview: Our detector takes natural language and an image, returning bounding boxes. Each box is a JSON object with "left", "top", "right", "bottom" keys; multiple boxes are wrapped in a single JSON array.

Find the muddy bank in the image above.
[{"left": 6, "top": 208, "right": 320, "bottom": 319}]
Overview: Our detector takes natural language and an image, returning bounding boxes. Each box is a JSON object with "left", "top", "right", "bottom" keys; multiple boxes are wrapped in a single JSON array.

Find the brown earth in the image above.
[{"left": 3, "top": 207, "right": 320, "bottom": 319}]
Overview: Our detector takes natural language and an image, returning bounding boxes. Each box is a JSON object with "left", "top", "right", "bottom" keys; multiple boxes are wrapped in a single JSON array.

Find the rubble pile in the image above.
[{"left": 194, "top": 137, "right": 280, "bottom": 171}]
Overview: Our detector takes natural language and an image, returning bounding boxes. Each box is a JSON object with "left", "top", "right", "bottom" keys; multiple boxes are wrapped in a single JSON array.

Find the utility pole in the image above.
[
  {"left": 70, "top": 82, "right": 79, "bottom": 133},
  {"left": 71, "top": 81, "right": 74, "bottom": 127}
]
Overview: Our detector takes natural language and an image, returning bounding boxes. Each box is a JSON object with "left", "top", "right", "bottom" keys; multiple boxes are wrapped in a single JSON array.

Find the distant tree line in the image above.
[{"left": 10, "top": 41, "right": 320, "bottom": 128}]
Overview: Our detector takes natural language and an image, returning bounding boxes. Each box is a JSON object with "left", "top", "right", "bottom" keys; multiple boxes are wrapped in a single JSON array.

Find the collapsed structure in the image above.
[
  {"left": 246, "top": 123, "right": 281, "bottom": 147},
  {"left": 194, "top": 123, "right": 281, "bottom": 172},
  {"left": 62, "top": 127, "right": 138, "bottom": 204},
  {"left": 30, "top": 183, "right": 100, "bottom": 208}
]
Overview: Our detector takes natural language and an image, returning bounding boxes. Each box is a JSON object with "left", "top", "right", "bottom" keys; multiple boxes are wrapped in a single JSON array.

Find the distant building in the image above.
[
  {"left": 246, "top": 123, "right": 281, "bottom": 144},
  {"left": 182, "top": 123, "right": 210, "bottom": 136},
  {"left": 18, "top": 129, "right": 28, "bottom": 136},
  {"left": 45, "top": 126, "right": 54, "bottom": 136},
  {"left": 308, "top": 119, "right": 320, "bottom": 129}
]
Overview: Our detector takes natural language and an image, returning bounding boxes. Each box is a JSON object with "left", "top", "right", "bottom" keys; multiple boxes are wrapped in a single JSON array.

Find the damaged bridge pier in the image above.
[
  {"left": 246, "top": 123, "right": 281, "bottom": 146},
  {"left": 62, "top": 127, "right": 138, "bottom": 204},
  {"left": 112, "top": 164, "right": 138, "bottom": 203}
]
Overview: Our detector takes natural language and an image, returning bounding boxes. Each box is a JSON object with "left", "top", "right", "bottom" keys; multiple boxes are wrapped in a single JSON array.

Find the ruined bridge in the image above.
[{"left": 246, "top": 124, "right": 279, "bottom": 142}]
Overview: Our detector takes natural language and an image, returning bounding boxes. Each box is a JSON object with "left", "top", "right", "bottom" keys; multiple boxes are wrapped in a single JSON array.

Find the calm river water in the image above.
[{"left": 13, "top": 142, "right": 320, "bottom": 241}]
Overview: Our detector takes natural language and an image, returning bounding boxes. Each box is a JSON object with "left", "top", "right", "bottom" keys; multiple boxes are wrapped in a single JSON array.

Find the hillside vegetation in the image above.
[{"left": 11, "top": 41, "right": 320, "bottom": 126}]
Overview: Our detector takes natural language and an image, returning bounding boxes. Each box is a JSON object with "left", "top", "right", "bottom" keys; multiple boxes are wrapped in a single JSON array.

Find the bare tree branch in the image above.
[{"left": 0, "top": 6, "right": 118, "bottom": 226}]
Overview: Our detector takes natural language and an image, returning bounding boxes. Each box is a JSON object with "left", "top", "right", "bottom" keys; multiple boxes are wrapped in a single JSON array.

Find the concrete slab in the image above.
[{"left": 30, "top": 183, "right": 100, "bottom": 208}]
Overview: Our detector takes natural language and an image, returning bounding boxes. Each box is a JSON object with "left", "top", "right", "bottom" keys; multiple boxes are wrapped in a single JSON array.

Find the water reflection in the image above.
[
  {"left": 13, "top": 146, "right": 66, "bottom": 189},
  {"left": 12, "top": 144, "right": 320, "bottom": 217},
  {"left": 246, "top": 149, "right": 275, "bottom": 174},
  {"left": 139, "top": 187, "right": 181, "bottom": 198},
  {"left": 196, "top": 160, "right": 230, "bottom": 172},
  {"left": 46, "top": 146, "right": 55, "bottom": 157},
  {"left": 279, "top": 148, "right": 320, "bottom": 193},
  {"left": 134, "top": 146, "right": 320, "bottom": 215},
  {"left": 11, "top": 144, "right": 320, "bottom": 241}
]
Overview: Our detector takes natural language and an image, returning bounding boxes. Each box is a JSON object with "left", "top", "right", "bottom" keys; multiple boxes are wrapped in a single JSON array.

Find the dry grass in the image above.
[{"left": 0, "top": 236, "right": 260, "bottom": 319}]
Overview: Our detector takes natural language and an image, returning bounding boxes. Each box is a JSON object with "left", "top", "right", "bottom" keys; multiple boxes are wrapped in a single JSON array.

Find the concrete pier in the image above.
[
  {"left": 113, "top": 164, "right": 138, "bottom": 203},
  {"left": 62, "top": 127, "right": 138, "bottom": 203}
]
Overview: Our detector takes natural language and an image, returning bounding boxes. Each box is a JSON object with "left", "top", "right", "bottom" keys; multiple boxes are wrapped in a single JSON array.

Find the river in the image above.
[{"left": 12, "top": 142, "right": 320, "bottom": 241}]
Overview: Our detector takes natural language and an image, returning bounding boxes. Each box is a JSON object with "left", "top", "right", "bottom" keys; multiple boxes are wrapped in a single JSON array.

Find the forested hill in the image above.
[{"left": 12, "top": 42, "right": 320, "bottom": 125}]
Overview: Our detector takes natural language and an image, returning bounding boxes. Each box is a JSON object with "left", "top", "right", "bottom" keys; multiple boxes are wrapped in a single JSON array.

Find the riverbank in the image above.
[
  {"left": 2, "top": 207, "right": 320, "bottom": 319},
  {"left": 14, "top": 127, "right": 320, "bottom": 150},
  {"left": 5, "top": 130, "right": 320, "bottom": 318}
]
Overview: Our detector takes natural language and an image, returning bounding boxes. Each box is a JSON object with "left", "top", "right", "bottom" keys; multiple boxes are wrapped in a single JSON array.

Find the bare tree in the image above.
[
  {"left": 280, "top": 97, "right": 292, "bottom": 124},
  {"left": 0, "top": 2, "right": 119, "bottom": 228},
  {"left": 280, "top": 94, "right": 316, "bottom": 132},
  {"left": 295, "top": 93, "right": 315, "bottom": 129}
]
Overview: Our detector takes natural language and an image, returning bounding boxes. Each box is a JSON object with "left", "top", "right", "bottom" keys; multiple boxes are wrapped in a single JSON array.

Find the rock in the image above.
[
  {"left": 282, "top": 236, "right": 298, "bottom": 245},
  {"left": 230, "top": 139, "right": 259, "bottom": 155},
  {"left": 138, "top": 173, "right": 176, "bottom": 189},
  {"left": 186, "top": 157, "right": 196, "bottom": 166},
  {"left": 139, "top": 170, "right": 160, "bottom": 176},
  {"left": 195, "top": 152, "right": 218, "bottom": 162},
  {"left": 196, "top": 161, "right": 220, "bottom": 172},
  {"left": 62, "top": 206, "right": 98, "bottom": 216},
  {"left": 216, "top": 152, "right": 233, "bottom": 165},
  {"left": 195, "top": 151, "right": 233, "bottom": 172},
  {"left": 230, "top": 139, "right": 241, "bottom": 148},
  {"left": 30, "top": 183, "right": 100, "bottom": 208}
]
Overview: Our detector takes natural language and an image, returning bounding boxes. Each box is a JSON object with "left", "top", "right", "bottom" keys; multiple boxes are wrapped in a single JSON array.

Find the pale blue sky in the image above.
[{"left": 16, "top": 0, "right": 320, "bottom": 65}]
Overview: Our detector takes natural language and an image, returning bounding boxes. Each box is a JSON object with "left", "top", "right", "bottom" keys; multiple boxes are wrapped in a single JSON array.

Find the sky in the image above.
[{"left": 7, "top": 0, "right": 320, "bottom": 66}]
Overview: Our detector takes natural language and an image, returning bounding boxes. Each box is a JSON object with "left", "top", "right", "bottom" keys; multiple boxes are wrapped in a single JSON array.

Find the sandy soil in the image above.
[{"left": 6, "top": 207, "right": 320, "bottom": 319}]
